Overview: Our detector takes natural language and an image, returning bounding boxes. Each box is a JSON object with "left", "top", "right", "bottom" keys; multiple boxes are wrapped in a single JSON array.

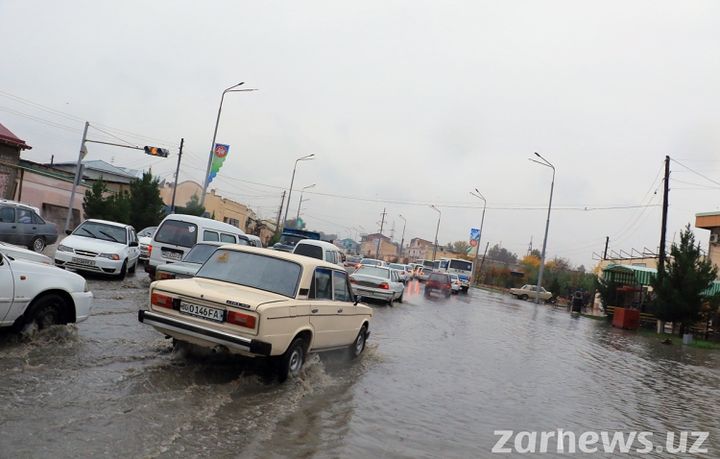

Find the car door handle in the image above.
[
  {"left": 11, "top": 225, "right": 16, "bottom": 229},
  {"left": 311, "top": 308, "right": 319, "bottom": 313},
  {"left": 337, "top": 308, "right": 343, "bottom": 313}
]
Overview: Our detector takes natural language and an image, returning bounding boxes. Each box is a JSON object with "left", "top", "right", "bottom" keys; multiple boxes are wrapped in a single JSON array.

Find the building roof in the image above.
[
  {"left": 50, "top": 159, "right": 140, "bottom": 181},
  {"left": 0, "top": 123, "right": 32, "bottom": 150}
]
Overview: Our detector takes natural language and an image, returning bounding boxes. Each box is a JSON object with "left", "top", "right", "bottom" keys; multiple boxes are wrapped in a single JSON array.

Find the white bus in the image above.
[{"left": 439, "top": 258, "right": 473, "bottom": 292}]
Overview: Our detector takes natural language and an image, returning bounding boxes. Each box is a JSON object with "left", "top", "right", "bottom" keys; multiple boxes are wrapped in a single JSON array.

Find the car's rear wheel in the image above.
[
  {"left": 20, "top": 293, "right": 68, "bottom": 333},
  {"left": 398, "top": 292, "right": 404, "bottom": 303},
  {"left": 277, "top": 337, "right": 306, "bottom": 382},
  {"left": 349, "top": 324, "right": 368, "bottom": 359},
  {"left": 30, "top": 236, "right": 45, "bottom": 253},
  {"left": 520, "top": 294, "right": 528, "bottom": 301},
  {"left": 387, "top": 296, "right": 394, "bottom": 307}
]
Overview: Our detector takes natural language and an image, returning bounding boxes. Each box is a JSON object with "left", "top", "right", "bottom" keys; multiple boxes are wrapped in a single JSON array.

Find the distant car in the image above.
[
  {"left": 54, "top": 219, "right": 140, "bottom": 279},
  {"left": 154, "top": 240, "right": 243, "bottom": 280},
  {"left": 138, "top": 245, "right": 373, "bottom": 381},
  {"left": 388, "top": 263, "right": 410, "bottom": 283},
  {"left": 359, "top": 258, "right": 385, "bottom": 268},
  {"left": 0, "top": 241, "right": 52, "bottom": 265},
  {"left": 292, "top": 239, "right": 344, "bottom": 267},
  {"left": 425, "top": 272, "right": 452, "bottom": 298},
  {"left": 509, "top": 284, "right": 552, "bottom": 302},
  {"left": 349, "top": 265, "right": 404, "bottom": 306},
  {"left": 1, "top": 250, "right": 93, "bottom": 332},
  {"left": 344, "top": 255, "right": 362, "bottom": 269},
  {"left": 416, "top": 266, "right": 431, "bottom": 282},
  {"left": 0, "top": 200, "right": 58, "bottom": 252},
  {"left": 449, "top": 273, "right": 461, "bottom": 294},
  {"left": 137, "top": 226, "right": 157, "bottom": 262}
]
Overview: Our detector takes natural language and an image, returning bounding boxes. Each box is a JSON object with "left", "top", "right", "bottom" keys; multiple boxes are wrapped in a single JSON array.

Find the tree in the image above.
[
  {"left": 106, "top": 190, "right": 131, "bottom": 224},
  {"left": 83, "top": 178, "right": 108, "bottom": 219},
  {"left": 487, "top": 244, "right": 518, "bottom": 265},
  {"left": 651, "top": 225, "right": 719, "bottom": 336},
  {"left": 178, "top": 193, "right": 206, "bottom": 217},
  {"left": 129, "top": 172, "right": 165, "bottom": 230},
  {"left": 452, "top": 240, "right": 471, "bottom": 254}
]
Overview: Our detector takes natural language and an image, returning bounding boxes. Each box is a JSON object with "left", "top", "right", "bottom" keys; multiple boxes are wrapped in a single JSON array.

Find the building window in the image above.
[{"left": 223, "top": 217, "right": 240, "bottom": 227}]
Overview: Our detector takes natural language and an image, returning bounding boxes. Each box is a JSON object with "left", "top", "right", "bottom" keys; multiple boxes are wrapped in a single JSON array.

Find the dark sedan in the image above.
[{"left": 0, "top": 201, "right": 58, "bottom": 252}]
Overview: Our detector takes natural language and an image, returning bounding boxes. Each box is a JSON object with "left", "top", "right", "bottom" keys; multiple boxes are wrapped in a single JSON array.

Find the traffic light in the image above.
[{"left": 143, "top": 146, "right": 170, "bottom": 157}]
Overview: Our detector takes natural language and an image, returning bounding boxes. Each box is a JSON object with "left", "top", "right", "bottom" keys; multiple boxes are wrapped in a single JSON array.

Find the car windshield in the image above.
[
  {"left": 294, "top": 244, "right": 323, "bottom": 260},
  {"left": 389, "top": 263, "right": 404, "bottom": 270},
  {"left": 429, "top": 273, "right": 448, "bottom": 282},
  {"left": 74, "top": 221, "right": 126, "bottom": 244},
  {"left": 450, "top": 274, "right": 459, "bottom": 280},
  {"left": 155, "top": 220, "right": 198, "bottom": 248},
  {"left": 183, "top": 244, "right": 220, "bottom": 264},
  {"left": 196, "top": 249, "right": 302, "bottom": 298},
  {"left": 355, "top": 266, "right": 390, "bottom": 279},
  {"left": 278, "top": 234, "right": 304, "bottom": 247},
  {"left": 361, "top": 259, "right": 382, "bottom": 266},
  {"left": 139, "top": 226, "right": 157, "bottom": 237},
  {"left": 449, "top": 259, "right": 472, "bottom": 271}
]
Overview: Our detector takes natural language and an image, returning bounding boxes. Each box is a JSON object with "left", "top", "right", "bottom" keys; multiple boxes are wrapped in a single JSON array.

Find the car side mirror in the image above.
[
  {"left": 65, "top": 229, "right": 72, "bottom": 235},
  {"left": 354, "top": 295, "right": 362, "bottom": 305},
  {"left": 129, "top": 241, "right": 139, "bottom": 247}
]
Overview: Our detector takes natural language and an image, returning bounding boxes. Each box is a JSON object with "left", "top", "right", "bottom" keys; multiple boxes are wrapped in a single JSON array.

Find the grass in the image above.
[{"left": 634, "top": 327, "right": 720, "bottom": 349}]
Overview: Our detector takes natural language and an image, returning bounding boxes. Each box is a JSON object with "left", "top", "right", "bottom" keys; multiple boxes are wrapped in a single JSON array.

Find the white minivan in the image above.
[
  {"left": 292, "top": 239, "right": 344, "bottom": 266},
  {"left": 146, "top": 214, "right": 247, "bottom": 278}
]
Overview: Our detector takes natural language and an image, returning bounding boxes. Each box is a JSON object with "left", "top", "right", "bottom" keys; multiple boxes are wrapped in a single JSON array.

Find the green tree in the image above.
[
  {"left": 83, "top": 178, "right": 108, "bottom": 219},
  {"left": 129, "top": 172, "right": 165, "bottom": 230},
  {"left": 595, "top": 275, "right": 619, "bottom": 315},
  {"left": 488, "top": 244, "right": 518, "bottom": 265},
  {"left": 651, "top": 225, "right": 719, "bottom": 335},
  {"left": 178, "top": 193, "right": 206, "bottom": 217},
  {"left": 452, "top": 240, "right": 471, "bottom": 254}
]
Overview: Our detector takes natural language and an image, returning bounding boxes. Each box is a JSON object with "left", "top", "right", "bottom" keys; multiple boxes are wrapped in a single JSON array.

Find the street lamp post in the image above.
[
  {"left": 201, "top": 82, "right": 258, "bottom": 206},
  {"left": 398, "top": 214, "right": 407, "bottom": 259},
  {"left": 469, "top": 189, "right": 487, "bottom": 285},
  {"left": 295, "top": 183, "right": 316, "bottom": 222},
  {"left": 430, "top": 205, "right": 441, "bottom": 261},
  {"left": 530, "top": 152, "right": 556, "bottom": 304},
  {"left": 282, "top": 154, "right": 315, "bottom": 230}
]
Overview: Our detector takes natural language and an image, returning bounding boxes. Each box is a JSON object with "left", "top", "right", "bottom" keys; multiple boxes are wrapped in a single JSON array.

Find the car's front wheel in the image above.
[
  {"left": 349, "top": 325, "right": 368, "bottom": 359},
  {"left": 20, "top": 293, "right": 68, "bottom": 333},
  {"left": 117, "top": 260, "right": 127, "bottom": 280},
  {"left": 519, "top": 294, "right": 528, "bottom": 301},
  {"left": 277, "top": 337, "right": 306, "bottom": 382},
  {"left": 30, "top": 236, "right": 45, "bottom": 253}
]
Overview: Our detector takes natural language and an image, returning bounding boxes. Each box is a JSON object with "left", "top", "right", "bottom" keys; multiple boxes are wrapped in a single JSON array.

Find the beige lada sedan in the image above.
[{"left": 138, "top": 245, "right": 373, "bottom": 380}]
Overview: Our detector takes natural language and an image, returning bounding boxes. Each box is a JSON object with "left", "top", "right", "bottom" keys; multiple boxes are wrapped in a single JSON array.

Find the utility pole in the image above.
[
  {"left": 527, "top": 236, "right": 533, "bottom": 257},
  {"left": 64, "top": 121, "right": 90, "bottom": 233},
  {"left": 658, "top": 155, "right": 670, "bottom": 274},
  {"left": 476, "top": 241, "right": 490, "bottom": 285},
  {"left": 275, "top": 191, "right": 286, "bottom": 235},
  {"left": 375, "top": 208, "right": 387, "bottom": 259},
  {"left": 603, "top": 236, "right": 609, "bottom": 260},
  {"left": 398, "top": 214, "right": 407, "bottom": 259},
  {"left": 170, "top": 138, "right": 184, "bottom": 213}
]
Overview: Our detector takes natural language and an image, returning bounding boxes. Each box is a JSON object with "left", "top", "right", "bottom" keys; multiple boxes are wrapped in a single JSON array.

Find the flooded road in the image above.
[{"left": 2, "top": 275, "right": 720, "bottom": 458}]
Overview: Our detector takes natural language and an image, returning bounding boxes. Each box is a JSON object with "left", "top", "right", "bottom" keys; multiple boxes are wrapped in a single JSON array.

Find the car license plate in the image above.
[
  {"left": 72, "top": 257, "right": 96, "bottom": 266},
  {"left": 162, "top": 249, "right": 183, "bottom": 261},
  {"left": 179, "top": 302, "right": 225, "bottom": 323}
]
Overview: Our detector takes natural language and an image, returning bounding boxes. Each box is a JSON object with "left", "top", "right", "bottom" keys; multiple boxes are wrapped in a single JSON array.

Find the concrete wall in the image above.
[
  {"left": 14, "top": 168, "right": 87, "bottom": 229},
  {"left": 0, "top": 144, "right": 20, "bottom": 199}
]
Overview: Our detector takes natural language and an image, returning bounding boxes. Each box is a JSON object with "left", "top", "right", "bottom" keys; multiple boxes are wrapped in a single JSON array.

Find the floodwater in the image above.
[{"left": 2, "top": 274, "right": 720, "bottom": 458}]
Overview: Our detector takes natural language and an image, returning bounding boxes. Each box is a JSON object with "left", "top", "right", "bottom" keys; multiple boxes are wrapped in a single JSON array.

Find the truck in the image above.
[{"left": 273, "top": 228, "right": 321, "bottom": 252}]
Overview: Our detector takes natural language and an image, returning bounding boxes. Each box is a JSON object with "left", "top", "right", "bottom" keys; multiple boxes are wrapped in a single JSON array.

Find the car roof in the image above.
[
  {"left": 161, "top": 214, "right": 246, "bottom": 233},
  {"left": 84, "top": 219, "right": 132, "bottom": 229},
  {"left": 218, "top": 244, "right": 341, "bottom": 270},
  {"left": 0, "top": 199, "right": 41, "bottom": 214},
  {"left": 295, "top": 239, "right": 339, "bottom": 250}
]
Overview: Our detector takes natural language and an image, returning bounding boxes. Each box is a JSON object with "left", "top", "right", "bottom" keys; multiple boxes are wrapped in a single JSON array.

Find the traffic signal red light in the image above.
[{"left": 143, "top": 146, "right": 170, "bottom": 157}]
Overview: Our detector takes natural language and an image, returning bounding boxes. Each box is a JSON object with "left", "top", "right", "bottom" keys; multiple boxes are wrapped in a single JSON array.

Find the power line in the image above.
[{"left": 670, "top": 157, "right": 720, "bottom": 188}]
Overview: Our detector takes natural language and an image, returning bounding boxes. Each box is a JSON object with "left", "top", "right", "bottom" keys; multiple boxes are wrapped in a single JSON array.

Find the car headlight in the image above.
[
  {"left": 57, "top": 244, "right": 74, "bottom": 253},
  {"left": 98, "top": 253, "right": 120, "bottom": 260}
]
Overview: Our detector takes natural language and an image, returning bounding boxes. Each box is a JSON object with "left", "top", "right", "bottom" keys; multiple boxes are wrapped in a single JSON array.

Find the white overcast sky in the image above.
[{"left": 2, "top": 0, "right": 720, "bottom": 267}]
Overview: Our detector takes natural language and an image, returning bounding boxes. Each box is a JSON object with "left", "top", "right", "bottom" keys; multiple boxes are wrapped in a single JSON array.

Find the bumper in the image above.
[
  {"left": 353, "top": 286, "right": 394, "bottom": 301},
  {"left": 138, "top": 309, "right": 272, "bottom": 356},
  {"left": 54, "top": 251, "right": 124, "bottom": 274},
  {"left": 71, "top": 291, "right": 93, "bottom": 322}
]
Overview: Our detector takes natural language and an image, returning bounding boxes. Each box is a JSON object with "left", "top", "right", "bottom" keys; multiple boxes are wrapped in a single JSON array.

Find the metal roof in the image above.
[{"left": 0, "top": 123, "right": 31, "bottom": 150}]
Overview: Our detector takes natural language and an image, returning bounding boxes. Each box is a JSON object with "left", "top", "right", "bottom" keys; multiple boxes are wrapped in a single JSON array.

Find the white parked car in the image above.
[
  {"left": 54, "top": 219, "right": 140, "bottom": 279},
  {"left": 349, "top": 265, "right": 405, "bottom": 306},
  {"left": 388, "top": 263, "right": 410, "bottom": 283},
  {"left": 139, "top": 245, "right": 373, "bottom": 381},
  {"left": 449, "top": 273, "right": 461, "bottom": 294},
  {"left": 0, "top": 241, "right": 52, "bottom": 264},
  {"left": 137, "top": 226, "right": 157, "bottom": 262},
  {"left": 0, "top": 251, "right": 93, "bottom": 331}
]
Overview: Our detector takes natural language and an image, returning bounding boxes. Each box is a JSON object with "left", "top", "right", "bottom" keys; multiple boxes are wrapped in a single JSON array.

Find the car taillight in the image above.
[
  {"left": 350, "top": 278, "right": 357, "bottom": 284},
  {"left": 227, "top": 311, "right": 256, "bottom": 329},
  {"left": 446, "top": 283, "right": 451, "bottom": 289},
  {"left": 151, "top": 292, "right": 174, "bottom": 309},
  {"left": 147, "top": 244, "right": 153, "bottom": 256},
  {"left": 156, "top": 272, "right": 175, "bottom": 280},
  {"left": 379, "top": 282, "right": 389, "bottom": 289}
]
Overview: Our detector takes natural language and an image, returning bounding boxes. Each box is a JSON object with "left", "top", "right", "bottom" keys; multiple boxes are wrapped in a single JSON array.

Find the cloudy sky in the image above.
[{"left": 2, "top": 0, "right": 719, "bottom": 267}]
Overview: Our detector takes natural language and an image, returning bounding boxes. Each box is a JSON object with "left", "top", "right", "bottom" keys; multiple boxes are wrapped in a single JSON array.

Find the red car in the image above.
[{"left": 424, "top": 272, "right": 452, "bottom": 298}]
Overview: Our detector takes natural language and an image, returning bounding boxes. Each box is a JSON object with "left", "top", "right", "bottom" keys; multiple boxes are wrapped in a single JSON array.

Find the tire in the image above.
[
  {"left": 387, "top": 296, "right": 394, "bottom": 307},
  {"left": 349, "top": 324, "right": 368, "bottom": 359},
  {"left": 424, "top": 288, "right": 431, "bottom": 298},
  {"left": 520, "top": 294, "right": 528, "bottom": 301},
  {"left": 398, "top": 292, "right": 404, "bottom": 303},
  {"left": 30, "top": 236, "right": 45, "bottom": 253},
  {"left": 276, "top": 337, "right": 306, "bottom": 382},
  {"left": 445, "top": 290, "right": 451, "bottom": 298},
  {"left": 117, "top": 260, "right": 128, "bottom": 280},
  {"left": 20, "top": 293, "right": 68, "bottom": 332}
]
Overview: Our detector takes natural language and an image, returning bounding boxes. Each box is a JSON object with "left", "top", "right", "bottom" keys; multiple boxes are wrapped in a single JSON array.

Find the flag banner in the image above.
[
  {"left": 468, "top": 228, "right": 481, "bottom": 256},
  {"left": 207, "top": 143, "right": 230, "bottom": 185}
]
